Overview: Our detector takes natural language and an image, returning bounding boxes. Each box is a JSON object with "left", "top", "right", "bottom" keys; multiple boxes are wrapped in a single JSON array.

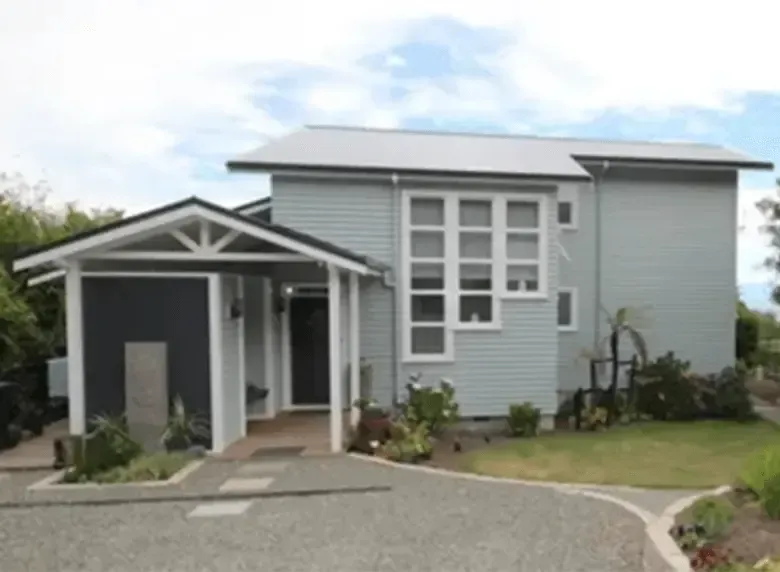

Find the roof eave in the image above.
[
  {"left": 573, "top": 155, "right": 775, "bottom": 171},
  {"left": 225, "top": 161, "right": 592, "bottom": 183}
]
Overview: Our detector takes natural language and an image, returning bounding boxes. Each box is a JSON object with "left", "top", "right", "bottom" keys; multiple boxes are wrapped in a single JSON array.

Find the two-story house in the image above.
[{"left": 15, "top": 126, "right": 774, "bottom": 454}]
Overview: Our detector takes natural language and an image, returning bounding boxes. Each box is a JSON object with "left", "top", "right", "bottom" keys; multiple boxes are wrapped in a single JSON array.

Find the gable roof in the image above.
[
  {"left": 13, "top": 196, "right": 383, "bottom": 275},
  {"left": 226, "top": 126, "right": 774, "bottom": 178}
]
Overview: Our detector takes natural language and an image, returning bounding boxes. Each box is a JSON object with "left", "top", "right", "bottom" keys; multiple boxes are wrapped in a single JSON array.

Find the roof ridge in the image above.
[{"left": 302, "top": 124, "right": 724, "bottom": 150}]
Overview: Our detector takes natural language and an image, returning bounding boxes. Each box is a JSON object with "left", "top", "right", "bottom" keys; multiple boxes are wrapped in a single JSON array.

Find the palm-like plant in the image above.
[
  {"left": 160, "top": 395, "right": 210, "bottom": 451},
  {"left": 590, "top": 306, "right": 649, "bottom": 424}
]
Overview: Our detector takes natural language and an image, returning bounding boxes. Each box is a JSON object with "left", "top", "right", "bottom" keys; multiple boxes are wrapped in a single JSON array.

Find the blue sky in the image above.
[{"left": 0, "top": 1, "right": 777, "bottom": 309}]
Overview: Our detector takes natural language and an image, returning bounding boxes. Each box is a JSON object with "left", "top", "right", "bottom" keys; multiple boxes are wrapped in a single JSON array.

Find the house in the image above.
[{"left": 14, "top": 126, "right": 774, "bottom": 454}]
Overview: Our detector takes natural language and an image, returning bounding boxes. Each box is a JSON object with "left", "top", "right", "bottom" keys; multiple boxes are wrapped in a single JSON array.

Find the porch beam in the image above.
[
  {"left": 349, "top": 273, "right": 360, "bottom": 427},
  {"left": 28, "top": 268, "right": 66, "bottom": 286},
  {"left": 169, "top": 230, "right": 202, "bottom": 252},
  {"left": 65, "top": 262, "right": 86, "bottom": 435},
  {"left": 208, "top": 230, "right": 240, "bottom": 253},
  {"left": 327, "top": 265, "right": 343, "bottom": 453},
  {"left": 90, "top": 251, "right": 309, "bottom": 262}
]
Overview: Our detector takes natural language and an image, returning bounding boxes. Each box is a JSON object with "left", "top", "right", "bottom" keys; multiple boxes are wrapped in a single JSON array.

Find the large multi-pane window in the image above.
[{"left": 403, "top": 191, "right": 547, "bottom": 361}]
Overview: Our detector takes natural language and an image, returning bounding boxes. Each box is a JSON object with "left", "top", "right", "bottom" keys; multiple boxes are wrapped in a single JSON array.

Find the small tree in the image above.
[{"left": 588, "top": 306, "right": 649, "bottom": 425}]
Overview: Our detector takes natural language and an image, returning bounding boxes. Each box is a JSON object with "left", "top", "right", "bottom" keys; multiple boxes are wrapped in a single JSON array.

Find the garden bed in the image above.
[
  {"left": 674, "top": 490, "right": 780, "bottom": 569},
  {"left": 30, "top": 453, "right": 201, "bottom": 490},
  {"left": 422, "top": 420, "right": 780, "bottom": 488}
]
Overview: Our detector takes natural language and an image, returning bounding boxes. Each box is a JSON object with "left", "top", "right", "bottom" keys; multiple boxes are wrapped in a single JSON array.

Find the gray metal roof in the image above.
[{"left": 226, "top": 126, "right": 774, "bottom": 179}]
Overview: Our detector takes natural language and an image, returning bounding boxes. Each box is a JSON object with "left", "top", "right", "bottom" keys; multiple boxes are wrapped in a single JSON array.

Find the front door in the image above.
[{"left": 290, "top": 297, "right": 330, "bottom": 406}]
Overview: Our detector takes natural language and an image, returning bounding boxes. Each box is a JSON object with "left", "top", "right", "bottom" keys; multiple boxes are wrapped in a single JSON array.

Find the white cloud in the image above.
[{"left": 0, "top": 0, "right": 777, "bottom": 216}]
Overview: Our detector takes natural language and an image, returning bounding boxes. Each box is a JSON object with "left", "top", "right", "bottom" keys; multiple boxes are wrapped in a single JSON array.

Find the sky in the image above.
[{"left": 0, "top": 1, "right": 778, "bottom": 309}]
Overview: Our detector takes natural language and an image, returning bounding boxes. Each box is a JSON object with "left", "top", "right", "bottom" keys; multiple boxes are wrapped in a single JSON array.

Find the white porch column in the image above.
[
  {"left": 207, "top": 274, "right": 225, "bottom": 453},
  {"left": 65, "top": 262, "right": 86, "bottom": 435},
  {"left": 327, "top": 265, "right": 343, "bottom": 453},
  {"left": 349, "top": 273, "right": 360, "bottom": 427}
]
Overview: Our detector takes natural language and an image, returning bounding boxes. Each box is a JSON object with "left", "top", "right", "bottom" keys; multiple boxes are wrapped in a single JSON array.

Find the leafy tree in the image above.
[
  {"left": 756, "top": 178, "right": 780, "bottom": 305},
  {"left": 0, "top": 172, "right": 122, "bottom": 378}
]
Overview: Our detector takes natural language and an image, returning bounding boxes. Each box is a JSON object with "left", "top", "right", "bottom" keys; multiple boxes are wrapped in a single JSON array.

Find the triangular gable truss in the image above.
[{"left": 14, "top": 197, "right": 380, "bottom": 278}]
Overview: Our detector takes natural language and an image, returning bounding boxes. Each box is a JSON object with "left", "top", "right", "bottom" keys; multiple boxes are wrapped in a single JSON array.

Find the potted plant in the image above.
[{"left": 160, "top": 395, "right": 210, "bottom": 452}]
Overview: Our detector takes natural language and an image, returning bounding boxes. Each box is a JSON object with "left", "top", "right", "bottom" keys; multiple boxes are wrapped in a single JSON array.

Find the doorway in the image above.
[{"left": 289, "top": 295, "right": 330, "bottom": 407}]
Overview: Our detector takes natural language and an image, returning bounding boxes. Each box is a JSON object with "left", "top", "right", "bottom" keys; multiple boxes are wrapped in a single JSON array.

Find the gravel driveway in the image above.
[{"left": 0, "top": 456, "right": 645, "bottom": 571}]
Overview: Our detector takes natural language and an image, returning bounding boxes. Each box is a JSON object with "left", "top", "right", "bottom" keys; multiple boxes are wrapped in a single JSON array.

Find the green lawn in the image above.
[{"left": 462, "top": 420, "right": 780, "bottom": 488}]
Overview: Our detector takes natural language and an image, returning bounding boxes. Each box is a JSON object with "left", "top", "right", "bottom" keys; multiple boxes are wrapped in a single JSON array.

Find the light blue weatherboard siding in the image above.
[
  {"left": 271, "top": 175, "right": 560, "bottom": 417},
  {"left": 557, "top": 167, "right": 738, "bottom": 393}
]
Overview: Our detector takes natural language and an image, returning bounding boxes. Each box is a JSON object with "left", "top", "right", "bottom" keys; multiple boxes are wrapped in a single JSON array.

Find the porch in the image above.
[{"left": 13, "top": 197, "right": 386, "bottom": 455}]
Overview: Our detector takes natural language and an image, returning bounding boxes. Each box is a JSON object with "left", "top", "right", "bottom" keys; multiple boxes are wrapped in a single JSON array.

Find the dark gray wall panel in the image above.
[{"left": 82, "top": 277, "right": 211, "bottom": 445}]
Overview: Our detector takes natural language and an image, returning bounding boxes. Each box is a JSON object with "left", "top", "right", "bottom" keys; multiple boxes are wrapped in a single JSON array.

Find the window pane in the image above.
[
  {"left": 411, "top": 263, "right": 444, "bottom": 290},
  {"left": 411, "top": 231, "right": 444, "bottom": 258},
  {"left": 459, "top": 231, "right": 491, "bottom": 259},
  {"left": 507, "top": 201, "right": 539, "bottom": 229},
  {"left": 411, "top": 326, "right": 445, "bottom": 354},
  {"left": 558, "top": 201, "right": 572, "bottom": 225},
  {"left": 507, "top": 234, "right": 539, "bottom": 260},
  {"left": 506, "top": 264, "right": 539, "bottom": 292},
  {"left": 459, "top": 264, "right": 491, "bottom": 290},
  {"left": 410, "top": 198, "right": 444, "bottom": 226},
  {"left": 558, "top": 291, "right": 572, "bottom": 326},
  {"left": 459, "top": 199, "right": 492, "bottom": 227},
  {"left": 411, "top": 295, "right": 444, "bottom": 322},
  {"left": 460, "top": 295, "right": 492, "bottom": 323}
]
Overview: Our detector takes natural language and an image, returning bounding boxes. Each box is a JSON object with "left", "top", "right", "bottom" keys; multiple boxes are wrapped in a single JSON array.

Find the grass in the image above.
[{"left": 462, "top": 420, "right": 780, "bottom": 489}]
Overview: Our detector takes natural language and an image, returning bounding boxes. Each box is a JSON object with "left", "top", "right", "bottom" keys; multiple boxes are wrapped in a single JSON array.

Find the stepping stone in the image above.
[
  {"left": 237, "top": 461, "right": 289, "bottom": 475},
  {"left": 188, "top": 500, "right": 252, "bottom": 518},
  {"left": 219, "top": 477, "right": 274, "bottom": 492}
]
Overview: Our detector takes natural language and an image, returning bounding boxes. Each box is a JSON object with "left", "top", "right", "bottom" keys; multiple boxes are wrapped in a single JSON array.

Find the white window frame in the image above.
[
  {"left": 401, "top": 189, "right": 550, "bottom": 363},
  {"left": 557, "top": 287, "right": 578, "bottom": 332},
  {"left": 401, "top": 191, "right": 454, "bottom": 362},
  {"left": 557, "top": 184, "right": 579, "bottom": 231}
]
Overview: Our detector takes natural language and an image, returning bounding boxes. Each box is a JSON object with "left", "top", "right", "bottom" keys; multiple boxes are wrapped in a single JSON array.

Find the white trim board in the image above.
[{"left": 208, "top": 274, "right": 226, "bottom": 453}]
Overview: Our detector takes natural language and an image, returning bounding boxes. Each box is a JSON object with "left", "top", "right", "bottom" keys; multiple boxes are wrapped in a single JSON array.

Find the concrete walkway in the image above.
[{"left": 0, "top": 455, "right": 652, "bottom": 571}]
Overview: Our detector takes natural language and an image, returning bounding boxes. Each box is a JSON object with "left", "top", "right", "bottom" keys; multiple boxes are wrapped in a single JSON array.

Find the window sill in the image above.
[
  {"left": 403, "top": 355, "right": 455, "bottom": 364},
  {"left": 453, "top": 323, "right": 503, "bottom": 332},
  {"left": 501, "top": 292, "right": 549, "bottom": 301},
  {"left": 558, "top": 326, "right": 578, "bottom": 333}
]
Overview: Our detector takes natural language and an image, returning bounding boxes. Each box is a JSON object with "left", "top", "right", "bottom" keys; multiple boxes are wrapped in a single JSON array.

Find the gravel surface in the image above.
[{"left": 0, "top": 456, "right": 645, "bottom": 572}]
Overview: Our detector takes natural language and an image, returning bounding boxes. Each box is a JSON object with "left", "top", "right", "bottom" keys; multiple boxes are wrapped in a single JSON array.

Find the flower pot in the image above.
[{"left": 164, "top": 436, "right": 190, "bottom": 452}]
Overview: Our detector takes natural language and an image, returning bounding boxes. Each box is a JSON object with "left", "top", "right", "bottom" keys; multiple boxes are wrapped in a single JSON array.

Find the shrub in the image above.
[
  {"left": 690, "top": 496, "right": 734, "bottom": 539},
  {"left": 762, "top": 474, "right": 780, "bottom": 519},
  {"left": 739, "top": 445, "right": 780, "bottom": 498},
  {"left": 637, "top": 353, "right": 754, "bottom": 421},
  {"left": 506, "top": 402, "right": 541, "bottom": 437},
  {"left": 91, "top": 452, "right": 190, "bottom": 484},
  {"left": 581, "top": 406, "right": 609, "bottom": 431},
  {"left": 402, "top": 376, "right": 459, "bottom": 435},
  {"left": 379, "top": 418, "right": 432, "bottom": 463},
  {"left": 160, "top": 395, "right": 210, "bottom": 451}
]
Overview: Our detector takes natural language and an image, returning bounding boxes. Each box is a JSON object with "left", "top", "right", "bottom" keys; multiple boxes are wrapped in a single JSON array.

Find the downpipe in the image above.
[
  {"left": 593, "top": 160, "right": 610, "bottom": 351},
  {"left": 381, "top": 172, "right": 402, "bottom": 407}
]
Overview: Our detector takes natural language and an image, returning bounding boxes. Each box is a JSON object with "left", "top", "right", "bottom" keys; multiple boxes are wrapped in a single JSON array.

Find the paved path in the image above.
[{"left": 0, "top": 455, "right": 647, "bottom": 571}]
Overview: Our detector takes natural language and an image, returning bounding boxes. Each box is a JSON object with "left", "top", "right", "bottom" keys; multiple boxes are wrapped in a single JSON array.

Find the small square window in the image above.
[
  {"left": 411, "top": 295, "right": 445, "bottom": 322},
  {"left": 506, "top": 264, "right": 539, "bottom": 293},
  {"left": 410, "top": 198, "right": 444, "bottom": 226},
  {"left": 411, "top": 263, "right": 444, "bottom": 290},
  {"left": 558, "top": 201, "right": 573, "bottom": 226},
  {"left": 558, "top": 289, "right": 576, "bottom": 330},
  {"left": 459, "top": 264, "right": 492, "bottom": 291},
  {"left": 411, "top": 326, "right": 445, "bottom": 354}
]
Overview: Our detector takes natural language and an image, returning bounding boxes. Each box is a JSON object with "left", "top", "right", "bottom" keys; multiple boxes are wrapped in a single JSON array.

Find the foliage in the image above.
[
  {"left": 583, "top": 306, "right": 648, "bottom": 425},
  {"left": 636, "top": 354, "right": 754, "bottom": 421},
  {"left": 506, "top": 402, "right": 541, "bottom": 437},
  {"left": 347, "top": 397, "right": 392, "bottom": 454},
  {"left": 739, "top": 445, "right": 780, "bottom": 520},
  {"left": 0, "top": 173, "right": 122, "bottom": 384},
  {"left": 689, "top": 545, "right": 734, "bottom": 570},
  {"left": 581, "top": 406, "right": 609, "bottom": 431},
  {"left": 160, "top": 395, "right": 210, "bottom": 450},
  {"left": 89, "top": 453, "right": 190, "bottom": 484},
  {"left": 401, "top": 375, "right": 459, "bottom": 435},
  {"left": 690, "top": 496, "right": 734, "bottom": 540},
  {"left": 64, "top": 413, "right": 142, "bottom": 481},
  {"left": 379, "top": 418, "right": 432, "bottom": 463},
  {"left": 737, "top": 300, "right": 760, "bottom": 367},
  {"left": 756, "top": 183, "right": 780, "bottom": 306}
]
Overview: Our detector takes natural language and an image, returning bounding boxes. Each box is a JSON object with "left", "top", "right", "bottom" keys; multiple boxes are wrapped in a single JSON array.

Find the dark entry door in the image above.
[{"left": 290, "top": 297, "right": 330, "bottom": 405}]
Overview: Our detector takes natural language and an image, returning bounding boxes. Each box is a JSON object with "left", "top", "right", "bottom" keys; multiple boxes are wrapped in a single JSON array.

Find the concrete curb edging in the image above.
[
  {"left": 27, "top": 459, "right": 205, "bottom": 491},
  {"left": 348, "top": 453, "right": 725, "bottom": 572},
  {"left": 643, "top": 485, "right": 732, "bottom": 572}
]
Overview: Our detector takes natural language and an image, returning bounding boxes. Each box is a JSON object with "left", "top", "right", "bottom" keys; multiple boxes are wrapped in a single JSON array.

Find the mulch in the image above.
[{"left": 421, "top": 432, "right": 510, "bottom": 472}]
